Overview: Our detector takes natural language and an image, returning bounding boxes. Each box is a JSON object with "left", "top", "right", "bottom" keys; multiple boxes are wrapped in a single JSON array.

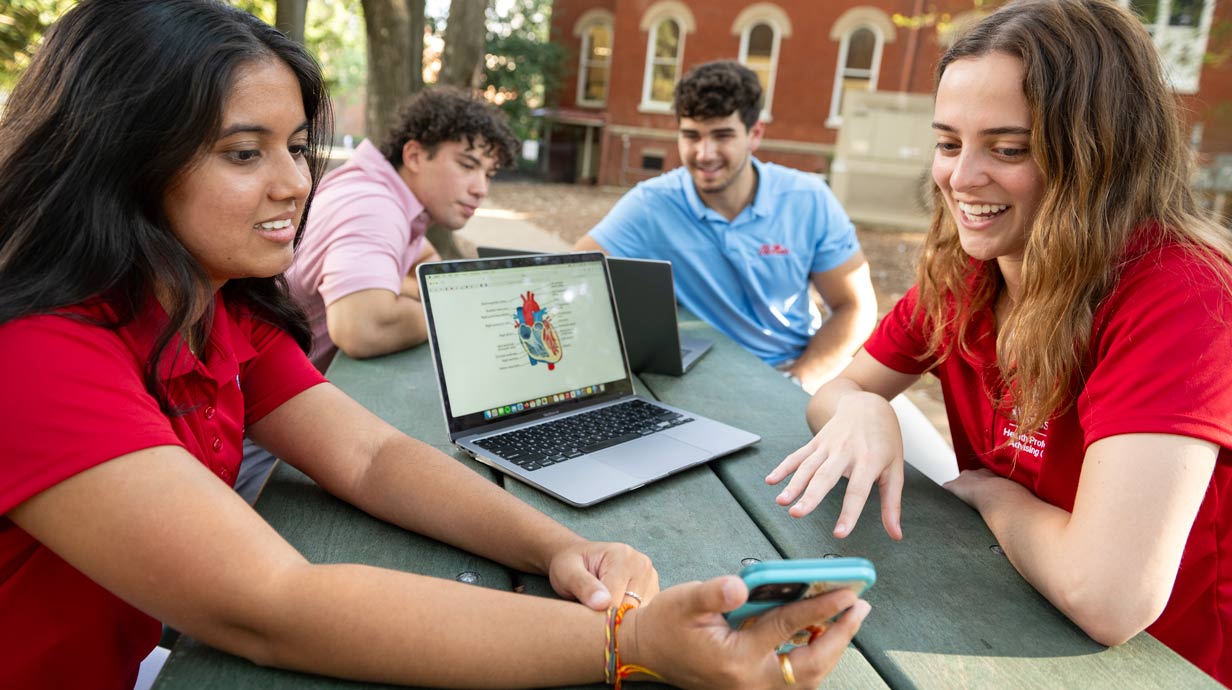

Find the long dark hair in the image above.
[{"left": 0, "top": 0, "right": 333, "bottom": 411}]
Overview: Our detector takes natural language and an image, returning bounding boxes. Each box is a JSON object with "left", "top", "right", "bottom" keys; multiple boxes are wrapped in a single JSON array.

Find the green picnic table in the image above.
[{"left": 153, "top": 312, "right": 1218, "bottom": 690}]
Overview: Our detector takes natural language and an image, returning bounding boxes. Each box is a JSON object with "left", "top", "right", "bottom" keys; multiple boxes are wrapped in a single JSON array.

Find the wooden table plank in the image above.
[{"left": 642, "top": 313, "right": 1221, "bottom": 690}]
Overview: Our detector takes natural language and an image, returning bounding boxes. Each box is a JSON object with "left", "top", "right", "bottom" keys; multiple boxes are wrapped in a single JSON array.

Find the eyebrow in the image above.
[
  {"left": 680, "top": 127, "right": 737, "bottom": 136},
  {"left": 932, "top": 122, "right": 1031, "bottom": 136},
  {"left": 218, "top": 120, "right": 310, "bottom": 138}
]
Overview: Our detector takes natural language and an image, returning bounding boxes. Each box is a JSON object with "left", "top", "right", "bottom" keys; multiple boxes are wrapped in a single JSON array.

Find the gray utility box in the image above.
[{"left": 830, "top": 90, "right": 936, "bottom": 231}]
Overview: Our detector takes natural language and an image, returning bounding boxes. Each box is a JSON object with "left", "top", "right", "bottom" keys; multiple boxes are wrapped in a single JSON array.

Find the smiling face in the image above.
[
  {"left": 677, "top": 112, "right": 764, "bottom": 196},
  {"left": 401, "top": 139, "right": 499, "bottom": 230},
  {"left": 163, "top": 58, "right": 311, "bottom": 290},
  {"left": 932, "top": 52, "right": 1045, "bottom": 273}
]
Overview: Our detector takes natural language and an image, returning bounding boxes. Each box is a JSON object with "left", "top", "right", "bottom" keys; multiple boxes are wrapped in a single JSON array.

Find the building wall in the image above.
[{"left": 549, "top": 0, "right": 1232, "bottom": 186}]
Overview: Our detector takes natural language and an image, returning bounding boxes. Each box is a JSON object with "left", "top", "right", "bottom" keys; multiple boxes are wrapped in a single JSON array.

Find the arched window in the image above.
[
  {"left": 578, "top": 22, "right": 613, "bottom": 106},
  {"left": 828, "top": 25, "right": 883, "bottom": 126},
  {"left": 740, "top": 23, "right": 779, "bottom": 117},
  {"left": 643, "top": 18, "right": 684, "bottom": 108},
  {"left": 732, "top": 4, "right": 792, "bottom": 121}
]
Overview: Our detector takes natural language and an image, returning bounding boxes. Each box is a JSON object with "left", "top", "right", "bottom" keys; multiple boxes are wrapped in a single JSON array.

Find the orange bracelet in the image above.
[{"left": 611, "top": 602, "right": 664, "bottom": 689}]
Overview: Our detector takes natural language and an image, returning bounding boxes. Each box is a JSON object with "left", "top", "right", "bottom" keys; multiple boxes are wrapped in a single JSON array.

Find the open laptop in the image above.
[
  {"left": 477, "top": 246, "right": 713, "bottom": 375},
  {"left": 418, "top": 252, "right": 759, "bottom": 507}
]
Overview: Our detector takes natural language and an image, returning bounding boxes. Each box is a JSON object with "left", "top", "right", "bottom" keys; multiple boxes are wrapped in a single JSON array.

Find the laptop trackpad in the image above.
[{"left": 595, "top": 435, "right": 704, "bottom": 480}]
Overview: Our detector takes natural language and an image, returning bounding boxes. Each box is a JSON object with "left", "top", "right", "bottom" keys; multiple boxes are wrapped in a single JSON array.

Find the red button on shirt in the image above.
[
  {"left": 204, "top": 406, "right": 216, "bottom": 419},
  {"left": 211, "top": 436, "right": 222, "bottom": 452}
]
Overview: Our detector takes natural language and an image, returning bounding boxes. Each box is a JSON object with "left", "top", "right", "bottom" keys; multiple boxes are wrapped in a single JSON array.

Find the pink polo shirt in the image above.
[{"left": 288, "top": 139, "right": 430, "bottom": 371}]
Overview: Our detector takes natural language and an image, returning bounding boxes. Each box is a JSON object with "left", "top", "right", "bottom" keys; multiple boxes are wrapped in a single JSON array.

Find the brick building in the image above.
[{"left": 539, "top": 0, "right": 1232, "bottom": 188}]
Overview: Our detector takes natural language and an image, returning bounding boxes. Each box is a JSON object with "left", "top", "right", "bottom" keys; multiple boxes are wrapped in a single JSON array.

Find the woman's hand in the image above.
[
  {"left": 766, "top": 391, "right": 905, "bottom": 539},
  {"left": 621, "top": 575, "right": 871, "bottom": 690},
  {"left": 547, "top": 540, "right": 659, "bottom": 611}
]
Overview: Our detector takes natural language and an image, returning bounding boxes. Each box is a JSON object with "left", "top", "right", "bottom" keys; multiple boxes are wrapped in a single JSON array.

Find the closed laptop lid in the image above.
[{"left": 418, "top": 252, "right": 636, "bottom": 440}]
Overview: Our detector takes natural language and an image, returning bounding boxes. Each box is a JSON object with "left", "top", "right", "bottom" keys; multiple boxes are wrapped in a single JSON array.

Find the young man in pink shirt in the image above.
[
  {"left": 232, "top": 88, "right": 517, "bottom": 503},
  {"left": 288, "top": 87, "right": 518, "bottom": 372}
]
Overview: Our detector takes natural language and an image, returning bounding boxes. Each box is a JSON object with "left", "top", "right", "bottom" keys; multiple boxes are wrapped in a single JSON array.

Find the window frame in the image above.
[
  {"left": 1118, "top": 0, "right": 1215, "bottom": 94},
  {"left": 738, "top": 21, "right": 782, "bottom": 121},
  {"left": 576, "top": 20, "right": 614, "bottom": 107},
  {"left": 640, "top": 17, "right": 686, "bottom": 112},
  {"left": 826, "top": 24, "right": 885, "bottom": 128}
]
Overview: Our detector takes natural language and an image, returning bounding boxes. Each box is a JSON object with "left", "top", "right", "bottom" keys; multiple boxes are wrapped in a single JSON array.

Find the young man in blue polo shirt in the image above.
[{"left": 575, "top": 60, "right": 877, "bottom": 393}]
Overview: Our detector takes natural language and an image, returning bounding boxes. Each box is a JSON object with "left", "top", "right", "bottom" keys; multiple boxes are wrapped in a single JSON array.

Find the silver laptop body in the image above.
[{"left": 418, "top": 252, "right": 759, "bottom": 507}]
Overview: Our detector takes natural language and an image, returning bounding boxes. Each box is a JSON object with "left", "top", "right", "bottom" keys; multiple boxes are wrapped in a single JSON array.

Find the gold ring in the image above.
[
  {"left": 623, "top": 591, "right": 643, "bottom": 605},
  {"left": 778, "top": 652, "right": 796, "bottom": 685}
]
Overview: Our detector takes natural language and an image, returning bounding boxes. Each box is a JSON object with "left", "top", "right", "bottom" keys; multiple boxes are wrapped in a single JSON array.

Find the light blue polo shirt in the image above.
[{"left": 591, "top": 157, "right": 859, "bottom": 365}]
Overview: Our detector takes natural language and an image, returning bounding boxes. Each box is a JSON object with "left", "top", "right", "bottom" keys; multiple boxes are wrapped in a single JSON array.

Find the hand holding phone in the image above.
[{"left": 725, "top": 557, "right": 875, "bottom": 650}]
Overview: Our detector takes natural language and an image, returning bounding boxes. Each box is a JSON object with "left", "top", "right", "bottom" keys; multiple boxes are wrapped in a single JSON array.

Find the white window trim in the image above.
[
  {"left": 640, "top": 18, "right": 686, "bottom": 112},
  {"left": 576, "top": 22, "right": 614, "bottom": 107},
  {"left": 826, "top": 25, "right": 885, "bottom": 128},
  {"left": 1117, "top": 0, "right": 1215, "bottom": 94},
  {"left": 738, "top": 21, "right": 783, "bottom": 122}
]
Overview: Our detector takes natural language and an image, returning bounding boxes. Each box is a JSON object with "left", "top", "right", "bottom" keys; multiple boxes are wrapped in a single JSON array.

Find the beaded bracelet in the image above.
[{"left": 606, "top": 602, "right": 664, "bottom": 689}]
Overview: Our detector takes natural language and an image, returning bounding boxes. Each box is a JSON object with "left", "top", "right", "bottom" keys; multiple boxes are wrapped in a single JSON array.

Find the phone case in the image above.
[{"left": 725, "top": 557, "right": 876, "bottom": 649}]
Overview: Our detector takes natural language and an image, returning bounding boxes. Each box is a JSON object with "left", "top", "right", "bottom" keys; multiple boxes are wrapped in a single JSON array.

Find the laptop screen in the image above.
[{"left": 420, "top": 253, "right": 634, "bottom": 435}]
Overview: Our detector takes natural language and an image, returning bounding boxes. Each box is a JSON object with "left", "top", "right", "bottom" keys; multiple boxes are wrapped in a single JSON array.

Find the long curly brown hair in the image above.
[{"left": 917, "top": 0, "right": 1232, "bottom": 438}]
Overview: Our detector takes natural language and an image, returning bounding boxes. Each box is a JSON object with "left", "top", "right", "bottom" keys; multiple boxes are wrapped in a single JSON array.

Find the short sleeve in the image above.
[
  {"left": 589, "top": 185, "right": 652, "bottom": 258},
  {"left": 237, "top": 314, "right": 327, "bottom": 426},
  {"left": 316, "top": 192, "right": 411, "bottom": 307},
  {"left": 1079, "top": 249, "right": 1232, "bottom": 449},
  {"left": 863, "top": 286, "right": 937, "bottom": 375},
  {"left": 809, "top": 182, "right": 861, "bottom": 274},
  {"left": 0, "top": 316, "right": 182, "bottom": 514}
]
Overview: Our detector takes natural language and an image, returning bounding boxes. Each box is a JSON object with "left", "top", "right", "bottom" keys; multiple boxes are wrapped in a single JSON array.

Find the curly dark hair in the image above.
[
  {"left": 673, "top": 60, "right": 763, "bottom": 130},
  {"left": 379, "top": 86, "right": 518, "bottom": 169}
]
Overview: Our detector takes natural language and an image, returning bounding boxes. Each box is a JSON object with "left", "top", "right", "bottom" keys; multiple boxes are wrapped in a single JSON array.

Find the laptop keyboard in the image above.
[{"left": 473, "top": 399, "right": 694, "bottom": 472}]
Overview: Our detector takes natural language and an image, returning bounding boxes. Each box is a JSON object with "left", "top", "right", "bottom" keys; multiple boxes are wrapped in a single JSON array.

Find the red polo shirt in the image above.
[
  {"left": 865, "top": 238, "right": 1232, "bottom": 685},
  {"left": 0, "top": 292, "right": 325, "bottom": 690}
]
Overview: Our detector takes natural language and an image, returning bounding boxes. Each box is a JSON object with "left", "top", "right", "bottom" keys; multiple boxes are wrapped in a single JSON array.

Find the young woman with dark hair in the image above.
[
  {"left": 769, "top": 0, "right": 1231, "bottom": 684},
  {"left": 0, "top": 1, "right": 868, "bottom": 688}
]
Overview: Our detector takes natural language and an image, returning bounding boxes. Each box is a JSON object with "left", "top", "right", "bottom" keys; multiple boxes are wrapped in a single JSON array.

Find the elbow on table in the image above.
[
  {"left": 331, "top": 320, "right": 423, "bottom": 360},
  {"left": 1060, "top": 577, "right": 1170, "bottom": 647}
]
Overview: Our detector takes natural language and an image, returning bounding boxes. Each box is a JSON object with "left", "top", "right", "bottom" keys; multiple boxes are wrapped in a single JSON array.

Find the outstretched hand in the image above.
[
  {"left": 622, "top": 575, "right": 870, "bottom": 690},
  {"left": 547, "top": 540, "right": 659, "bottom": 611},
  {"left": 766, "top": 391, "right": 905, "bottom": 540}
]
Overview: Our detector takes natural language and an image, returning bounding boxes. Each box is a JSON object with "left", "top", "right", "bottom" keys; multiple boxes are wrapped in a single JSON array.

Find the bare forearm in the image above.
[
  {"left": 329, "top": 293, "right": 428, "bottom": 359},
  {"left": 349, "top": 434, "right": 582, "bottom": 574},
  {"left": 793, "top": 304, "right": 877, "bottom": 391},
  {"left": 971, "top": 482, "right": 1158, "bottom": 645},
  {"left": 230, "top": 563, "right": 604, "bottom": 687},
  {"left": 805, "top": 376, "right": 866, "bottom": 433}
]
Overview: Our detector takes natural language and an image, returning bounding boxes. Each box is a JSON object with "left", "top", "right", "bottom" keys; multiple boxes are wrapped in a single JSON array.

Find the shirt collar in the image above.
[
  {"left": 129, "top": 291, "right": 257, "bottom": 383},
  {"left": 351, "top": 139, "right": 426, "bottom": 222},
  {"left": 682, "top": 156, "right": 770, "bottom": 224}
]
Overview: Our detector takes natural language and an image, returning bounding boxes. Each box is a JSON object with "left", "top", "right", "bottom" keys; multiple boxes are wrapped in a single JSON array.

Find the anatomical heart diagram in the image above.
[{"left": 514, "top": 291, "right": 563, "bottom": 370}]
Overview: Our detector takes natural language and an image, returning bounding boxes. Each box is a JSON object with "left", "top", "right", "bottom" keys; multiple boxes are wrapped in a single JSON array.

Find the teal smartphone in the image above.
[{"left": 725, "top": 557, "right": 876, "bottom": 649}]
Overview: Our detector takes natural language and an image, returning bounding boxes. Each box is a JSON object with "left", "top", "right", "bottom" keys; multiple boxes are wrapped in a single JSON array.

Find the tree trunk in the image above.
[
  {"left": 360, "top": 0, "right": 415, "bottom": 139},
  {"left": 274, "top": 0, "right": 307, "bottom": 44},
  {"left": 407, "top": 0, "right": 426, "bottom": 94},
  {"left": 438, "top": 0, "right": 488, "bottom": 88}
]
